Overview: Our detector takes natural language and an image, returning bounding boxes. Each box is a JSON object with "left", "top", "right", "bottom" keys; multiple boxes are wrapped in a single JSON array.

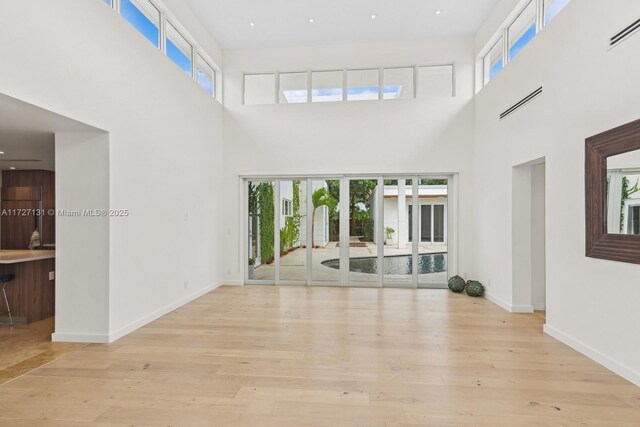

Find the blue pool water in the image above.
[{"left": 322, "top": 253, "right": 447, "bottom": 275}]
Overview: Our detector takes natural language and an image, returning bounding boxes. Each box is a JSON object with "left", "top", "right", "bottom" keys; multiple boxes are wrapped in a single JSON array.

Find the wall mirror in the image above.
[{"left": 586, "top": 118, "right": 640, "bottom": 264}]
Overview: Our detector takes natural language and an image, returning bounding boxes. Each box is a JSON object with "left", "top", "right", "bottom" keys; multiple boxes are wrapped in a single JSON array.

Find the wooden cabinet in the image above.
[
  {"left": 1, "top": 170, "right": 55, "bottom": 249},
  {"left": 0, "top": 257, "right": 55, "bottom": 323}
]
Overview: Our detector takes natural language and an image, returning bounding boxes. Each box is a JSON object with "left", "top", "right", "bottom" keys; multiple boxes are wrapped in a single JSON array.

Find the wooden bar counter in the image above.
[{"left": 0, "top": 250, "right": 55, "bottom": 324}]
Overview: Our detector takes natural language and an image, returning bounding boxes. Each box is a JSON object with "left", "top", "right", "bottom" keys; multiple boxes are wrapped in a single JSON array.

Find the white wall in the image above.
[
  {"left": 0, "top": 0, "right": 224, "bottom": 342},
  {"left": 531, "top": 162, "right": 546, "bottom": 311},
  {"left": 54, "top": 132, "right": 110, "bottom": 341},
  {"left": 222, "top": 39, "right": 477, "bottom": 284},
  {"left": 473, "top": 0, "right": 640, "bottom": 384}
]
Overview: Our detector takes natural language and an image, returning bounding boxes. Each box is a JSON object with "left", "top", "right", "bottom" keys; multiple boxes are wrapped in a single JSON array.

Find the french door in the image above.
[{"left": 245, "top": 175, "right": 451, "bottom": 288}]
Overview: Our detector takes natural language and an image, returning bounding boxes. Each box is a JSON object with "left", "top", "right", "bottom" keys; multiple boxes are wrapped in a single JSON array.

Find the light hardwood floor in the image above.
[
  {"left": 0, "top": 317, "right": 83, "bottom": 386},
  {"left": 0, "top": 285, "right": 639, "bottom": 426}
]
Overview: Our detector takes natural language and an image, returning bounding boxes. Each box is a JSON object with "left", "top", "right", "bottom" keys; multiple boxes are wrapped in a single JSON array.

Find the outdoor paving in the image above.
[{"left": 252, "top": 242, "right": 448, "bottom": 287}]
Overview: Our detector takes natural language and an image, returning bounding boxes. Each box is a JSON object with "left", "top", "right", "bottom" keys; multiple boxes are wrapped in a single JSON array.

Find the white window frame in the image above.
[
  {"left": 282, "top": 199, "right": 293, "bottom": 217},
  {"left": 243, "top": 64, "right": 455, "bottom": 105},
  {"left": 242, "top": 73, "right": 277, "bottom": 105},
  {"left": 107, "top": 0, "right": 221, "bottom": 101},
  {"left": 416, "top": 64, "right": 456, "bottom": 98},
  {"left": 625, "top": 202, "right": 640, "bottom": 235},
  {"left": 477, "top": 0, "right": 570, "bottom": 91}
]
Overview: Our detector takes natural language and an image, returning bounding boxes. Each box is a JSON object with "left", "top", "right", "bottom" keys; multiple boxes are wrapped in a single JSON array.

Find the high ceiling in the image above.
[
  {"left": 186, "top": 0, "right": 500, "bottom": 50},
  {"left": 0, "top": 93, "right": 96, "bottom": 171}
]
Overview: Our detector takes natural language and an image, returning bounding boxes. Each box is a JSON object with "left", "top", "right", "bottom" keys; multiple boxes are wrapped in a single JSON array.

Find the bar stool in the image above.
[{"left": 0, "top": 274, "right": 15, "bottom": 326}]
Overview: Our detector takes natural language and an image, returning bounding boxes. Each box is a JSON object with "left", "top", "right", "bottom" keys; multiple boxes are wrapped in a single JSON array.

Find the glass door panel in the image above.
[
  {"left": 383, "top": 179, "right": 414, "bottom": 287},
  {"left": 348, "top": 179, "right": 379, "bottom": 286},
  {"left": 418, "top": 178, "right": 448, "bottom": 288},
  {"left": 310, "top": 179, "right": 341, "bottom": 285},
  {"left": 278, "top": 180, "right": 306, "bottom": 283},
  {"left": 247, "top": 181, "right": 275, "bottom": 282},
  {"left": 420, "top": 205, "right": 432, "bottom": 242}
]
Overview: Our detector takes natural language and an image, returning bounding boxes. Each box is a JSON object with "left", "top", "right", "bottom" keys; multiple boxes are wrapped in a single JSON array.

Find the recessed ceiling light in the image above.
[
  {"left": 370, "top": 14, "right": 377, "bottom": 20},
  {"left": 0, "top": 151, "right": 4, "bottom": 155},
  {"left": 249, "top": 21, "right": 255, "bottom": 27},
  {"left": 434, "top": 9, "right": 443, "bottom": 15},
  {"left": 9, "top": 167, "right": 16, "bottom": 170},
  {"left": 308, "top": 18, "right": 315, "bottom": 24}
]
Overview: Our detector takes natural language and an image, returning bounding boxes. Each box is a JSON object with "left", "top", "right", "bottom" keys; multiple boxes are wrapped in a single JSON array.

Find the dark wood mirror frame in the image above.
[{"left": 586, "top": 117, "right": 640, "bottom": 264}]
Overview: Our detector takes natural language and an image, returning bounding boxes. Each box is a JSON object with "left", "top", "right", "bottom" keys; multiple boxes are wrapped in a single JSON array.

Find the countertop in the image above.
[{"left": 0, "top": 250, "right": 56, "bottom": 264}]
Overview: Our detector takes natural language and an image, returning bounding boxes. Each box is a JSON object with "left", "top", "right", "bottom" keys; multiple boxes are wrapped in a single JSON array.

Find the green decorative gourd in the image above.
[
  {"left": 465, "top": 280, "right": 485, "bottom": 297},
  {"left": 448, "top": 275, "right": 466, "bottom": 293}
]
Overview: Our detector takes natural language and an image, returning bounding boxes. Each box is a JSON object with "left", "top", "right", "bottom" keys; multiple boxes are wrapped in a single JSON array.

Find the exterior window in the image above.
[
  {"left": 196, "top": 54, "right": 215, "bottom": 96},
  {"left": 282, "top": 199, "right": 293, "bottom": 216},
  {"left": 244, "top": 74, "right": 275, "bottom": 105},
  {"left": 417, "top": 65, "right": 454, "bottom": 97},
  {"left": 483, "top": 37, "right": 504, "bottom": 84},
  {"left": 383, "top": 67, "right": 414, "bottom": 100},
  {"left": 312, "top": 70, "right": 343, "bottom": 103},
  {"left": 545, "top": 0, "right": 572, "bottom": 25},
  {"left": 120, "top": 0, "right": 160, "bottom": 48},
  {"left": 347, "top": 69, "right": 379, "bottom": 101},
  {"left": 166, "top": 21, "right": 192, "bottom": 76},
  {"left": 103, "top": 0, "right": 113, "bottom": 6},
  {"left": 279, "top": 72, "right": 308, "bottom": 104},
  {"left": 629, "top": 205, "right": 640, "bottom": 235},
  {"left": 508, "top": 1, "right": 537, "bottom": 61}
]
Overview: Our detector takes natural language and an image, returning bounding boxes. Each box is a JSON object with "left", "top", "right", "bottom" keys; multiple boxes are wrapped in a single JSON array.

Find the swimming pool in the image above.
[{"left": 321, "top": 253, "right": 447, "bottom": 275}]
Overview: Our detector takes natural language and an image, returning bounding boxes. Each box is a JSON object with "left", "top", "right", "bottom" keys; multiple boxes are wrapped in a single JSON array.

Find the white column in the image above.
[
  {"left": 397, "top": 179, "right": 407, "bottom": 249},
  {"left": 607, "top": 172, "right": 623, "bottom": 234}
]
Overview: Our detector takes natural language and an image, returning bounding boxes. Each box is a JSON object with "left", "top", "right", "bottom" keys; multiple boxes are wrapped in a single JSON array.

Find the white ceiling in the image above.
[
  {"left": 186, "top": 0, "right": 500, "bottom": 50},
  {"left": 0, "top": 93, "right": 96, "bottom": 171}
]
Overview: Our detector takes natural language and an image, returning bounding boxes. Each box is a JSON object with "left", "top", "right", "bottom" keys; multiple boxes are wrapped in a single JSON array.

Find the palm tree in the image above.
[{"left": 311, "top": 187, "right": 337, "bottom": 248}]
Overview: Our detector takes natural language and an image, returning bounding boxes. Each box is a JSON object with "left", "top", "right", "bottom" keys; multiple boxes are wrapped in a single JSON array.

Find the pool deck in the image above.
[{"left": 252, "top": 241, "right": 448, "bottom": 286}]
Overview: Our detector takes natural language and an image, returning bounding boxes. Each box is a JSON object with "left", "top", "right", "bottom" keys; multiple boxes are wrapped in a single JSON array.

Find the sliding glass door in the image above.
[
  {"left": 278, "top": 179, "right": 306, "bottom": 284},
  {"left": 245, "top": 175, "right": 451, "bottom": 288},
  {"left": 247, "top": 180, "right": 275, "bottom": 282},
  {"left": 382, "top": 179, "right": 415, "bottom": 287},
  {"left": 310, "top": 179, "right": 341, "bottom": 286},
  {"left": 348, "top": 178, "right": 380, "bottom": 286}
]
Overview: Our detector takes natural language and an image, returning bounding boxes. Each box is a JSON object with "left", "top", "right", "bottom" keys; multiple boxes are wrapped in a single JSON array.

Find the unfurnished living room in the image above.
[{"left": 0, "top": 0, "right": 640, "bottom": 425}]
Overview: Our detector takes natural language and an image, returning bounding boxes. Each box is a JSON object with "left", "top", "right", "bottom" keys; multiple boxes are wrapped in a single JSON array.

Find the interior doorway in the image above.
[
  {"left": 0, "top": 92, "right": 105, "bottom": 384},
  {"left": 512, "top": 158, "right": 546, "bottom": 317}
]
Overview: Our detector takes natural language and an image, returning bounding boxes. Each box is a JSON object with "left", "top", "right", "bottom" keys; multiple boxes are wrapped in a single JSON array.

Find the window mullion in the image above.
[
  {"left": 342, "top": 69, "right": 347, "bottom": 102},
  {"left": 160, "top": 11, "right": 167, "bottom": 54},
  {"left": 502, "top": 28, "right": 509, "bottom": 65},
  {"left": 536, "top": 0, "right": 545, "bottom": 32}
]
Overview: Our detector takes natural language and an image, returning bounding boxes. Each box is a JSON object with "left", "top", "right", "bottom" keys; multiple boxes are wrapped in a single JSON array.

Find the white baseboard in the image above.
[
  {"left": 544, "top": 324, "right": 640, "bottom": 387},
  {"left": 52, "top": 332, "right": 110, "bottom": 343},
  {"left": 52, "top": 283, "right": 220, "bottom": 344},
  {"left": 484, "top": 292, "right": 512, "bottom": 311},
  {"left": 107, "top": 283, "right": 220, "bottom": 343},
  {"left": 484, "top": 292, "right": 533, "bottom": 313},
  {"left": 511, "top": 305, "right": 534, "bottom": 313}
]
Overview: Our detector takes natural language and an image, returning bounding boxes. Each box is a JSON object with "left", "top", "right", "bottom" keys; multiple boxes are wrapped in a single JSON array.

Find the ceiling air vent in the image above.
[
  {"left": 499, "top": 86, "right": 543, "bottom": 120},
  {"left": 610, "top": 18, "right": 640, "bottom": 48}
]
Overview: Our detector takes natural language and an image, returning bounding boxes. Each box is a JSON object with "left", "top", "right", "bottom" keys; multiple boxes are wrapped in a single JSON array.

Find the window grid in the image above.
[
  {"left": 243, "top": 64, "right": 454, "bottom": 105},
  {"left": 480, "top": 0, "right": 572, "bottom": 87},
  {"left": 104, "top": 0, "right": 219, "bottom": 99}
]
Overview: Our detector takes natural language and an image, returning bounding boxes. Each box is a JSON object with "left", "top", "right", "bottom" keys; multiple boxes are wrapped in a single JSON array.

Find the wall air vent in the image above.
[
  {"left": 610, "top": 18, "right": 640, "bottom": 48},
  {"left": 499, "top": 86, "right": 543, "bottom": 120}
]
